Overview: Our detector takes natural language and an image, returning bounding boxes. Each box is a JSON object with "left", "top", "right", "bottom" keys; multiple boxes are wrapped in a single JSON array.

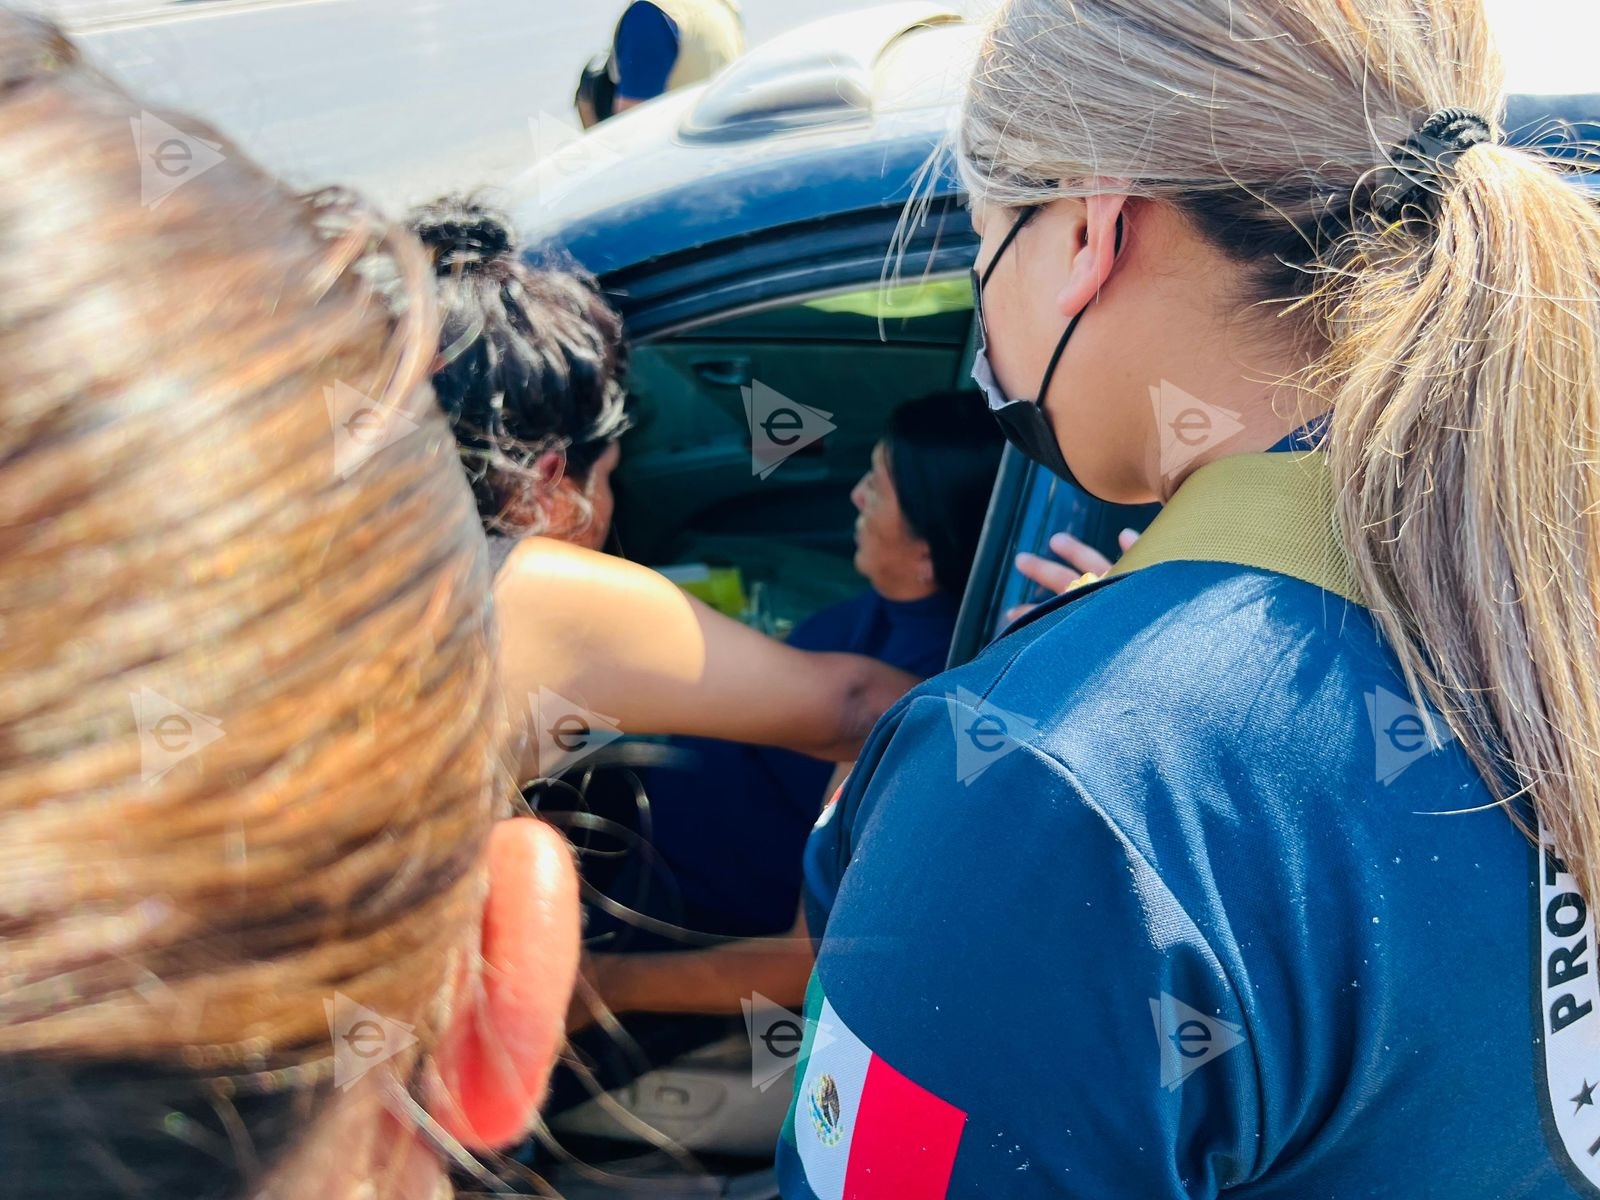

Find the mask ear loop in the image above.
[
  {"left": 1032, "top": 214, "right": 1125, "bottom": 405},
  {"left": 979, "top": 204, "right": 1043, "bottom": 288}
]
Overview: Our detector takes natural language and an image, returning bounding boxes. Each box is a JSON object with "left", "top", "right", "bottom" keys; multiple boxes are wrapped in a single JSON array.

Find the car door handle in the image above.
[{"left": 691, "top": 358, "right": 753, "bottom": 388}]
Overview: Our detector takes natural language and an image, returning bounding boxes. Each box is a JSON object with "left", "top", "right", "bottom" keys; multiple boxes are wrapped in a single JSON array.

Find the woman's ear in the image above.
[
  {"left": 429, "top": 818, "right": 580, "bottom": 1150},
  {"left": 498, "top": 450, "right": 571, "bottom": 535},
  {"left": 533, "top": 449, "right": 567, "bottom": 489},
  {"left": 1056, "top": 192, "right": 1130, "bottom": 320}
]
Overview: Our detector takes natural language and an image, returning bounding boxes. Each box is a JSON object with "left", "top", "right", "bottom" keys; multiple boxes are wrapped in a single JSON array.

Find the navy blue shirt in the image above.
[
  {"left": 778, "top": 557, "right": 1591, "bottom": 1198},
  {"left": 632, "top": 588, "right": 959, "bottom": 939}
]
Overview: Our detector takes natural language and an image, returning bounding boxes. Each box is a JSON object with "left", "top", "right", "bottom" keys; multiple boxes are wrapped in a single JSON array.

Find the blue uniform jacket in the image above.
[{"left": 779, "top": 559, "right": 1596, "bottom": 1199}]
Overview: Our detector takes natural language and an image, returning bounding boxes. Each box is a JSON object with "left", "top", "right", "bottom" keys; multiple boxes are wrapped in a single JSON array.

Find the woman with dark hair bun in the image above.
[
  {"left": 410, "top": 196, "right": 629, "bottom": 555},
  {"left": 407, "top": 195, "right": 920, "bottom": 787}
]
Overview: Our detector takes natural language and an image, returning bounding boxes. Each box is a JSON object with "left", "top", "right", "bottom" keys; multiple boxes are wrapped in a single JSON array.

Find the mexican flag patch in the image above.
[{"left": 792, "top": 994, "right": 968, "bottom": 1199}]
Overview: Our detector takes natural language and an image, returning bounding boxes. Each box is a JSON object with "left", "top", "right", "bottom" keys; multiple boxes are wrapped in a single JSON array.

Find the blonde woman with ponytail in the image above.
[{"left": 780, "top": 1, "right": 1600, "bottom": 1197}]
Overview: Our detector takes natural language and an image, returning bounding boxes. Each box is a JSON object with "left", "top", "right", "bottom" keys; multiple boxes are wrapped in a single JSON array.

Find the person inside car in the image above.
[
  {"left": 549, "top": 392, "right": 1002, "bottom": 1109},
  {"left": 0, "top": 12, "right": 581, "bottom": 1194},
  {"left": 780, "top": 0, "right": 1600, "bottom": 1196},
  {"left": 597, "top": 390, "right": 1004, "bottom": 943},
  {"left": 408, "top": 196, "right": 919, "bottom": 782}
]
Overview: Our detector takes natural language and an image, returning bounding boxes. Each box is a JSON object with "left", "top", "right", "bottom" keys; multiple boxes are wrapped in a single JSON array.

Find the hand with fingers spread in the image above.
[{"left": 1002, "top": 528, "right": 1141, "bottom": 625}]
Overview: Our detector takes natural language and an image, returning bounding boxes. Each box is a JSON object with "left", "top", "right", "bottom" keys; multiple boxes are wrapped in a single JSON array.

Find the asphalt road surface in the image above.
[
  {"left": 21, "top": 0, "right": 1598, "bottom": 215},
  {"left": 31, "top": 0, "right": 990, "bottom": 212}
]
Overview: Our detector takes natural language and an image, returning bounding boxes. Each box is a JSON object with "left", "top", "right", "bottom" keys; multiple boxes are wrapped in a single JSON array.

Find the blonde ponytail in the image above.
[{"left": 1318, "top": 141, "right": 1600, "bottom": 896}]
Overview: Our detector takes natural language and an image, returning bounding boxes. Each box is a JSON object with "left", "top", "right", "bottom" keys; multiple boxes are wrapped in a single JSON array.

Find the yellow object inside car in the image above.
[
  {"left": 803, "top": 278, "right": 973, "bottom": 321},
  {"left": 656, "top": 563, "right": 749, "bottom": 619}
]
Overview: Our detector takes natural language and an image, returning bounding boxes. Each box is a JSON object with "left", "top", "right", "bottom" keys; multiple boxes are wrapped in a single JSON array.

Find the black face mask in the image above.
[{"left": 968, "top": 205, "right": 1122, "bottom": 493}]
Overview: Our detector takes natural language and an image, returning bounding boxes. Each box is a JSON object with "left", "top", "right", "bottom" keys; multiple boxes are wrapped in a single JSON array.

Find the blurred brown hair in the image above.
[{"left": 0, "top": 10, "right": 502, "bottom": 1194}]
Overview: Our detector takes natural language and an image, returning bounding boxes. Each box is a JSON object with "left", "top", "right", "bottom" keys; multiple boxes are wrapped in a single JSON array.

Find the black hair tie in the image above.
[{"left": 1370, "top": 106, "right": 1495, "bottom": 223}]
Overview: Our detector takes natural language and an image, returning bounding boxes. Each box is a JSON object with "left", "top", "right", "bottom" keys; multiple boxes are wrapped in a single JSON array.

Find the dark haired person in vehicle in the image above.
[
  {"left": 601, "top": 389, "right": 1005, "bottom": 945},
  {"left": 552, "top": 392, "right": 1003, "bottom": 1109},
  {"left": 780, "top": 0, "right": 1600, "bottom": 1194},
  {"left": 408, "top": 196, "right": 918, "bottom": 783}
]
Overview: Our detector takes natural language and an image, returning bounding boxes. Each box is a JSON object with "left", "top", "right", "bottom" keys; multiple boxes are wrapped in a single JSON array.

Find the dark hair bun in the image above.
[
  {"left": 410, "top": 197, "right": 515, "bottom": 272},
  {"left": 405, "top": 193, "right": 630, "bottom": 530}
]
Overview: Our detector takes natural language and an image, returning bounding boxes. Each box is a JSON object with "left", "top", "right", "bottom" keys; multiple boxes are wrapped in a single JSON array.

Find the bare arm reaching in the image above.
[
  {"left": 567, "top": 901, "right": 814, "bottom": 1034},
  {"left": 495, "top": 539, "right": 915, "bottom": 774},
  {"left": 563, "top": 764, "right": 851, "bottom": 1033}
]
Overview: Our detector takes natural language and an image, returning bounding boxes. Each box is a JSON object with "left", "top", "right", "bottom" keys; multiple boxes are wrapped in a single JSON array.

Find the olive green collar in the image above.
[{"left": 1108, "top": 452, "right": 1364, "bottom": 606}]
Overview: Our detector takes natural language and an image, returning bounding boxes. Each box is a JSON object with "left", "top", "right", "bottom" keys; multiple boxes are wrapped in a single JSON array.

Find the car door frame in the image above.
[{"left": 595, "top": 198, "right": 978, "bottom": 340}]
